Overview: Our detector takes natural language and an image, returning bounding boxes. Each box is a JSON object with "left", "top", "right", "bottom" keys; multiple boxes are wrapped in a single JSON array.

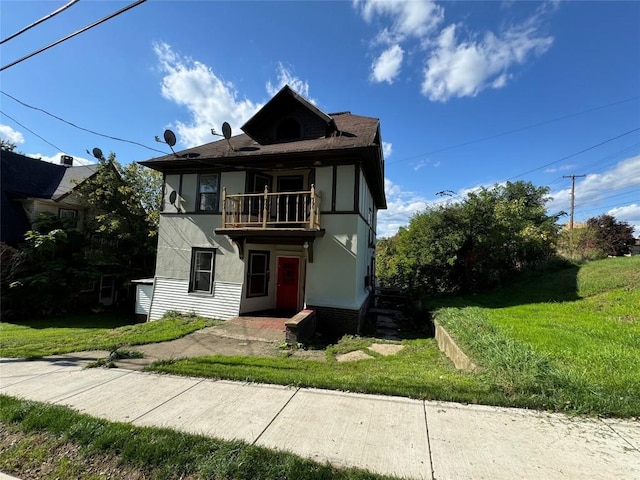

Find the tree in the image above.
[
  {"left": 582, "top": 214, "right": 635, "bottom": 257},
  {"left": 75, "top": 153, "right": 162, "bottom": 277},
  {"left": 376, "top": 181, "right": 561, "bottom": 296},
  {"left": 0, "top": 137, "right": 17, "bottom": 152}
]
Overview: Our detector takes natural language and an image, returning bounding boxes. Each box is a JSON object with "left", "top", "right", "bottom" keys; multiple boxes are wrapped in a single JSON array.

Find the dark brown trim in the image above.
[
  {"left": 178, "top": 173, "right": 183, "bottom": 198},
  {"left": 161, "top": 173, "right": 166, "bottom": 212},
  {"left": 331, "top": 165, "right": 337, "bottom": 212},
  {"left": 354, "top": 164, "right": 360, "bottom": 215}
]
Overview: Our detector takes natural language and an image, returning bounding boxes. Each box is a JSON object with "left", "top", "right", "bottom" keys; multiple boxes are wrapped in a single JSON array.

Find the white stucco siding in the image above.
[
  {"left": 315, "top": 166, "right": 333, "bottom": 212},
  {"left": 358, "top": 170, "right": 374, "bottom": 226},
  {"left": 148, "top": 277, "right": 241, "bottom": 320},
  {"left": 163, "top": 174, "right": 180, "bottom": 212},
  {"left": 305, "top": 215, "right": 359, "bottom": 309},
  {"left": 154, "top": 215, "right": 243, "bottom": 283},
  {"left": 355, "top": 215, "right": 373, "bottom": 307},
  {"left": 221, "top": 171, "right": 246, "bottom": 196},
  {"left": 335, "top": 165, "right": 355, "bottom": 211},
  {"left": 181, "top": 174, "right": 198, "bottom": 212}
]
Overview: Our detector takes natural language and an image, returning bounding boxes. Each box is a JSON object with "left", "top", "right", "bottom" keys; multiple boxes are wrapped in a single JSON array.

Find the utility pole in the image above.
[{"left": 563, "top": 174, "right": 586, "bottom": 251}]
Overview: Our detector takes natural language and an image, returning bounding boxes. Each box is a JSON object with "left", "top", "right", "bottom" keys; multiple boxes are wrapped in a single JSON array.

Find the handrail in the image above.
[{"left": 221, "top": 185, "right": 321, "bottom": 230}]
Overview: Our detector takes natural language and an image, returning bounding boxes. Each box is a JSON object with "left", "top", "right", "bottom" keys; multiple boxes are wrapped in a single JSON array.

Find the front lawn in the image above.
[
  {"left": 430, "top": 256, "right": 640, "bottom": 417},
  {"left": 151, "top": 257, "right": 640, "bottom": 418},
  {"left": 0, "top": 312, "right": 215, "bottom": 358}
]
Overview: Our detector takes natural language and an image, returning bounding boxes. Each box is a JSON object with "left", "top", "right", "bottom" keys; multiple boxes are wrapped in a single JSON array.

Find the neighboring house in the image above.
[
  {"left": 0, "top": 150, "right": 98, "bottom": 245},
  {"left": 0, "top": 150, "right": 118, "bottom": 306},
  {"left": 139, "top": 85, "right": 387, "bottom": 334},
  {"left": 630, "top": 238, "right": 640, "bottom": 256}
]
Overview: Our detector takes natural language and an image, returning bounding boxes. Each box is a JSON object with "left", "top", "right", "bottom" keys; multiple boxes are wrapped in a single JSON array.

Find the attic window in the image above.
[{"left": 276, "top": 117, "right": 301, "bottom": 141}]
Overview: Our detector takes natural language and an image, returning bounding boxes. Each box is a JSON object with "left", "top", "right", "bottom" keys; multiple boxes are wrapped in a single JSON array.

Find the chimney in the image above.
[{"left": 60, "top": 155, "right": 73, "bottom": 166}]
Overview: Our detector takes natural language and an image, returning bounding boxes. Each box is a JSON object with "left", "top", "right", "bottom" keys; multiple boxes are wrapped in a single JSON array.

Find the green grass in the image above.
[
  {"left": 0, "top": 312, "right": 215, "bottom": 358},
  {"left": 430, "top": 256, "right": 640, "bottom": 417},
  {"left": 0, "top": 395, "right": 397, "bottom": 480},
  {"left": 150, "top": 337, "right": 501, "bottom": 405}
]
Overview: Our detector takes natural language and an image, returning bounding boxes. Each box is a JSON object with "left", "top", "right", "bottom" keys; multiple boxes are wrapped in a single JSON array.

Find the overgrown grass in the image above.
[
  {"left": 0, "top": 395, "right": 397, "bottom": 480},
  {"left": 150, "top": 337, "right": 502, "bottom": 405},
  {"left": 430, "top": 256, "right": 640, "bottom": 417},
  {"left": 0, "top": 312, "right": 216, "bottom": 358}
]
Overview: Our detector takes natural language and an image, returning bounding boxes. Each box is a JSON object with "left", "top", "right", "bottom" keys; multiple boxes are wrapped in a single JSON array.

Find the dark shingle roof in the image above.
[{"left": 0, "top": 151, "right": 98, "bottom": 244}]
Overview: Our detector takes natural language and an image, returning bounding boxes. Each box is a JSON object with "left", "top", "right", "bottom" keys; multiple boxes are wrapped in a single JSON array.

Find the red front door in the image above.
[{"left": 276, "top": 257, "right": 299, "bottom": 311}]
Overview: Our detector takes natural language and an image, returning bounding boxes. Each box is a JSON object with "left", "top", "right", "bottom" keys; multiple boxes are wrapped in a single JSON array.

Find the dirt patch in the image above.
[
  {"left": 0, "top": 425, "right": 172, "bottom": 480},
  {"left": 112, "top": 321, "right": 326, "bottom": 370}
]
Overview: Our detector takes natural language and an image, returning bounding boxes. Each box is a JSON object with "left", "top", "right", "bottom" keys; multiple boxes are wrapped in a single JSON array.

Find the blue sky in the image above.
[{"left": 1, "top": 0, "right": 639, "bottom": 237}]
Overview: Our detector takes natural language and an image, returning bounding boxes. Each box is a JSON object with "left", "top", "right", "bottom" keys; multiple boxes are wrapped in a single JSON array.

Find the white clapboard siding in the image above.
[
  {"left": 149, "top": 277, "right": 242, "bottom": 321},
  {"left": 135, "top": 284, "right": 153, "bottom": 316}
]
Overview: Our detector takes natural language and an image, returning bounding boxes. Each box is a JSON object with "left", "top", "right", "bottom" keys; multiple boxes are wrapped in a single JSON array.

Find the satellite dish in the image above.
[
  {"left": 222, "top": 122, "right": 232, "bottom": 140},
  {"left": 163, "top": 129, "right": 177, "bottom": 147},
  {"left": 92, "top": 147, "right": 103, "bottom": 160},
  {"left": 169, "top": 191, "right": 177, "bottom": 205}
]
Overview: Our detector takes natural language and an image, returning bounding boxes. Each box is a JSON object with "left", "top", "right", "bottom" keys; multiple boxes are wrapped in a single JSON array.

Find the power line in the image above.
[
  {"left": 1, "top": 91, "right": 168, "bottom": 154},
  {"left": 0, "top": 0, "right": 147, "bottom": 72},
  {"left": 0, "top": 110, "right": 65, "bottom": 153},
  {"left": 386, "top": 95, "right": 640, "bottom": 166},
  {"left": 575, "top": 188, "right": 640, "bottom": 209},
  {"left": 574, "top": 200, "right": 639, "bottom": 216},
  {"left": 0, "top": 0, "right": 80, "bottom": 45},
  {"left": 507, "top": 127, "right": 640, "bottom": 181}
]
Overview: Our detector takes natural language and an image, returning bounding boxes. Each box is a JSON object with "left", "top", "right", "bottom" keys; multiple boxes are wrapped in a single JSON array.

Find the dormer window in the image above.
[{"left": 275, "top": 117, "right": 301, "bottom": 141}]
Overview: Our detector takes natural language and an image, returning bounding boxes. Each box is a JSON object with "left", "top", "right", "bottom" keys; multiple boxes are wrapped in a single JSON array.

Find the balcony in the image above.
[{"left": 219, "top": 185, "right": 322, "bottom": 230}]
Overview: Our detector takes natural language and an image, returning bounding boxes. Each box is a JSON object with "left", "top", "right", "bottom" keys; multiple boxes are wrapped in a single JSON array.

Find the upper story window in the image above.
[
  {"left": 275, "top": 117, "right": 301, "bottom": 141},
  {"left": 198, "top": 174, "right": 219, "bottom": 211}
]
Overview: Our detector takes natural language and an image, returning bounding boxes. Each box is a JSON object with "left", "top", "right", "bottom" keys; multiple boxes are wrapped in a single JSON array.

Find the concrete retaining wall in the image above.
[
  {"left": 433, "top": 320, "right": 478, "bottom": 372},
  {"left": 285, "top": 309, "right": 316, "bottom": 345}
]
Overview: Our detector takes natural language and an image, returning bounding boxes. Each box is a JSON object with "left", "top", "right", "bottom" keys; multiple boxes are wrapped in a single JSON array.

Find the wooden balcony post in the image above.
[
  {"left": 309, "top": 184, "right": 316, "bottom": 229},
  {"left": 262, "top": 185, "right": 269, "bottom": 228},
  {"left": 221, "top": 187, "right": 227, "bottom": 228}
]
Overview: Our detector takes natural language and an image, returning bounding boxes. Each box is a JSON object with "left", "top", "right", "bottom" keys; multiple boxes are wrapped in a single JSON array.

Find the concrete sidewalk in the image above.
[{"left": 1, "top": 357, "right": 638, "bottom": 480}]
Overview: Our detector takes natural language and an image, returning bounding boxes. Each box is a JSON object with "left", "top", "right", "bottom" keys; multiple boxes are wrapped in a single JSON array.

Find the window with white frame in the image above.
[
  {"left": 198, "top": 174, "right": 219, "bottom": 211},
  {"left": 59, "top": 208, "right": 78, "bottom": 227},
  {"left": 190, "top": 248, "right": 216, "bottom": 293},
  {"left": 246, "top": 250, "right": 270, "bottom": 297}
]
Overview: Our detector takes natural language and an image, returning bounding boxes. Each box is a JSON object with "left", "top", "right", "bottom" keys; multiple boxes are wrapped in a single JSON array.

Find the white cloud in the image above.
[
  {"left": 607, "top": 204, "right": 640, "bottom": 237},
  {"left": 354, "top": 0, "right": 444, "bottom": 42},
  {"left": 382, "top": 140, "right": 393, "bottom": 158},
  {"left": 370, "top": 44, "right": 404, "bottom": 83},
  {"left": 378, "top": 177, "right": 430, "bottom": 237},
  {"left": 266, "top": 62, "right": 312, "bottom": 100},
  {"left": 154, "top": 42, "right": 262, "bottom": 148},
  {"left": 548, "top": 155, "right": 640, "bottom": 216},
  {"left": 421, "top": 23, "right": 553, "bottom": 101},
  {"left": 544, "top": 163, "right": 577, "bottom": 174},
  {"left": 0, "top": 124, "right": 25, "bottom": 145},
  {"left": 355, "top": 1, "right": 554, "bottom": 101},
  {"left": 26, "top": 152, "right": 94, "bottom": 166}
]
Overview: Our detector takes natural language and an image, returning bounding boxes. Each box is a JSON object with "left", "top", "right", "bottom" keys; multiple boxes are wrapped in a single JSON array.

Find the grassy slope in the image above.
[
  {"left": 0, "top": 313, "right": 214, "bottom": 358},
  {"left": 431, "top": 256, "right": 640, "bottom": 416}
]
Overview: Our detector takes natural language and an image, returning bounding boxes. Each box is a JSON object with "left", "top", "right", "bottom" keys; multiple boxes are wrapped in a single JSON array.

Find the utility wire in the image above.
[
  {"left": 0, "top": 0, "right": 81, "bottom": 45},
  {"left": 0, "top": 0, "right": 146, "bottom": 72},
  {"left": 507, "top": 127, "right": 640, "bottom": 180},
  {"left": 386, "top": 95, "right": 640, "bottom": 166},
  {"left": 574, "top": 200, "right": 639, "bottom": 216},
  {"left": 0, "top": 110, "right": 65, "bottom": 153},
  {"left": 575, "top": 188, "right": 640, "bottom": 209},
  {"left": 1, "top": 91, "right": 168, "bottom": 154}
]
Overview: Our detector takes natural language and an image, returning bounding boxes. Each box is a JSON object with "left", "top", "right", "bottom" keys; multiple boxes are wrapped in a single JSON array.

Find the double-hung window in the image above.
[
  {"left": 247, "top": 251, "right": 269, "bottom": 297},
  {"left": 190, "top": 248, "right": 216, "bottom": 293},
  {"left": 198, "top": 174, "right": 219, "bottom": 211}
]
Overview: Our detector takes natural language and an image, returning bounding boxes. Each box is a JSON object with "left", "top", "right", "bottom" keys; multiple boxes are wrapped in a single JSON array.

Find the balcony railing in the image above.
[{"left": 220, "top": 185, "right": 321, "bottom": 230}]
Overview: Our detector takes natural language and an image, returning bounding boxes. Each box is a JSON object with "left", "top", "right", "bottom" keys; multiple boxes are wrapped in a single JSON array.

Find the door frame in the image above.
[{"left": 276, "top": 255, "right": 302, "bottom": 312}]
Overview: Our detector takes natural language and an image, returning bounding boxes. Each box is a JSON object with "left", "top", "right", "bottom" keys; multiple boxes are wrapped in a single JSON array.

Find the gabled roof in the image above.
[
  {"left": 241, "top": 85, "right": 337, "bottom": 143},
  {"left": 139, "top": 86, "right": 387, "bottom": 207},
  {"left": 0, "top": 150, "right": 98, "bottom": 244}
]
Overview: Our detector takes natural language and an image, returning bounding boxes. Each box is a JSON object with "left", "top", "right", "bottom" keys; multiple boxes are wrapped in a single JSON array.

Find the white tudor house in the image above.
[{"left": 139, "top": 85, "right": 386, "bottom": 335}]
